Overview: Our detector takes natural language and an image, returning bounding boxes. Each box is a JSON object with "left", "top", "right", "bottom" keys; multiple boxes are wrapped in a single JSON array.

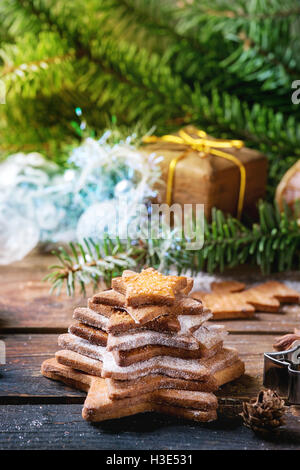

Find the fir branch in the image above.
[
  {"left": 47, "top": 202, "right": 300, "bottom": 296},
  {"left": 176, "top": 0, "right": 300, "bottom": 91},
  {"left": 44, "top": 238, "right": 150, "bottom": 296},
  {"left": 0, "top": 31, "right": 75, "bottom": 97},
  {"left": 1, "top": 0, "right": 300, "bottom": 197}
]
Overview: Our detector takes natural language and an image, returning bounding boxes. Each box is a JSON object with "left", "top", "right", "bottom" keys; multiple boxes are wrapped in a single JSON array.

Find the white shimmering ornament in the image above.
[
  {"left": 76, "top": 199, "right": 148, "bottom": 243},
  {"left": 0, "top": 206, "right": 40, "bottom": 264},
  {"left": 114, "top": 179, "right": 133, "bottom": 198},
  {"left": 76, "top": 201, "right": 122, "bottom": 242},
  {"left": 36, "top": 202, "right": 61, "bottom": 231}
]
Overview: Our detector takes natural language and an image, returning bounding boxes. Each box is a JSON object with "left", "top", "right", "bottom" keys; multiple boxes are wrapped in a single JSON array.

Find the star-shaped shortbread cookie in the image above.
[
  {"left": 192, "top": 281, "right": 300, "bottom": 319},
  {"left": 41, "top": 358, "right": 218, "bottom": 422},
  {"left": 112, "top": 268, "right": 188, "bottom": 307}
]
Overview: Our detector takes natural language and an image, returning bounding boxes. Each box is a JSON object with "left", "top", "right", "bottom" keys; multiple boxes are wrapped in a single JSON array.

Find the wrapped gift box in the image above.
[{"left": 142, "top": 126, "right": 268, "bottom": 219}]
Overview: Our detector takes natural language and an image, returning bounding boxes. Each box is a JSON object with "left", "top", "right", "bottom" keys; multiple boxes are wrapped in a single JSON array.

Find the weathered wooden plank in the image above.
[
  {"left": 218, "top": 334, "right": 271, "bottom": 401},
  {"left": 0, "top": 251, "right": 53, "bottom": 282},
  {"left": 222, "top": 304, "right": 300, "bottom": 334},
  {"left": 0, "top": 280, "right": 87, "bottom": 332},
  {"left": 0, "top": 404, "right": 300, "bottom": 450},
  {"left": 0, "top": 334, "right": 84, "bottom": 401},
  {"left": 0, "top": 252, "right": 101, "bottom": 332},
  {"left": 0, "top": 253, "right": 299, "bottom": 333},
  {"left": 1, "top": 277, "right": 299, "bottom": 333},
  {"left": 0, "top": 333, "right": 274, "bottom": 401}
]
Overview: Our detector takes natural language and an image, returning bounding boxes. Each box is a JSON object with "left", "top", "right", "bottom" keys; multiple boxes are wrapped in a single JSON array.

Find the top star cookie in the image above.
[{"left": 112, "top": 268, "right": 188, "bottom": 308}]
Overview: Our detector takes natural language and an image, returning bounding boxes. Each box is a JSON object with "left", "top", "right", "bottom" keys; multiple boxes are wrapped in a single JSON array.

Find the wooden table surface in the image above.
[{"left": 1, "top": 253, "right": 300, "bottom": 450}]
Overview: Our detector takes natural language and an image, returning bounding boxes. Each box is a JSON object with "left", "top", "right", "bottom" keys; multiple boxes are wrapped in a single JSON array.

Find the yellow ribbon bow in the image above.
[{"left": 143, "top": 129, "right": 246, "bottom": 219}]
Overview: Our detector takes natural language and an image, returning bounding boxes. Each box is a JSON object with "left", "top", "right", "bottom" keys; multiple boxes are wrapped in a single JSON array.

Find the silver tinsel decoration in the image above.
[{"left": 0, "top": 132, "right": 162, "bottom": 264}]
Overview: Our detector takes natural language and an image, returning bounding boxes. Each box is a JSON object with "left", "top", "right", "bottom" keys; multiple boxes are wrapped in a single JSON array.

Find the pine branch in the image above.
[
  {"left": 1, "top": 0, "right": 300, "bottom": 196},
  {"left": 47, "top": 202, "right": 300, "bottom": 296},
  {"left": 175, "top": 0, "right": 300, "bottom": 95},
  {"left": 1, "top": 2, "right": 299, "bottom": 139},
  {"left": 44, "top": 238, "right": 150, "bottom": 296},
  {"left": 0, "top": 32, "right": 75, "bottom": 100}
]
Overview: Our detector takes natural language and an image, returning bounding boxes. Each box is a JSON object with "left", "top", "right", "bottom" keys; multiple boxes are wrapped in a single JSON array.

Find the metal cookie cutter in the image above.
[{"left": 263, "top": 340, "right": 300, "bottom": 404}]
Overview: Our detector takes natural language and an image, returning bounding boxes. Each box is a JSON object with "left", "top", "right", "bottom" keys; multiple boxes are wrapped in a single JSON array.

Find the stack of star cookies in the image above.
[{"left": 42, "top": 268, "right": 244, "bottom": 422}]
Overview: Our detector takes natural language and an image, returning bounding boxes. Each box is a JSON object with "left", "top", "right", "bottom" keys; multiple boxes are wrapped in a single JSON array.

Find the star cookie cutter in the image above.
[{"left": 263, "top": 340, "right": 300, "bottom": 404}]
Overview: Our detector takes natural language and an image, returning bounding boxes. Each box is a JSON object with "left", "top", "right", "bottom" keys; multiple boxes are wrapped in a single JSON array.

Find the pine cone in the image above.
[{"left": 241, "top": 389, "right": 286, "bottom": 435}]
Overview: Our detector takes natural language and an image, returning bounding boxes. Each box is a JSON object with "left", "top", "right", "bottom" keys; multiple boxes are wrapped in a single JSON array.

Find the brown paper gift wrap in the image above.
[{"left": 142, "top": 126, "right": 268, "bottom": 219}]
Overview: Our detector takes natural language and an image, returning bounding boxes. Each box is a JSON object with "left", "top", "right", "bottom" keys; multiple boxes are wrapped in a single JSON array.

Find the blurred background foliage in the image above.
[{"left": 1, "top": 0, "right": 300, "bottom": 198}]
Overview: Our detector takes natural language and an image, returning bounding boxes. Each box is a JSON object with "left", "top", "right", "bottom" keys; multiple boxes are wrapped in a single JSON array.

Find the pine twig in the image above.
[
  {"left": 46, "top": 202, "right": 300, "bottom": 296},
  {"left": 43, "top": 237, "right": 149, "bottom": 296}
]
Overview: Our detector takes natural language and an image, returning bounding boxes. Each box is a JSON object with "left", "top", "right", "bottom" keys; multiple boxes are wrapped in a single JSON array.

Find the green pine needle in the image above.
[
  {"left": 1, "top": 0, "right": 300, "bottom": 198},
  {"left": 46, "top": 202, "right": 300, "bottom": 296}
]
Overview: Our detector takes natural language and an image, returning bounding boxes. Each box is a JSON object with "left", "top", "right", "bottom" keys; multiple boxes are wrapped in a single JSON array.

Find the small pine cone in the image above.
[{"left": 241, "top": 389, "right": 286, "bottom": 435}]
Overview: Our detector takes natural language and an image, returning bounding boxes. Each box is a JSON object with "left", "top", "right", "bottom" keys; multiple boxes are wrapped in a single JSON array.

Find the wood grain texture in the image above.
[
  {"left": 1, "top": 253, "right": 300, "bottom": 450},
  {"left": 0, "top": 253, "right": 100, "bottom": 332},
  {"left": 1, "top": 253, "right": 299, "bottom": 334},
  {"left": 220, "top": 305, "right": 300, "bottom": 334},
  {"left": 0, "top": 334, "right": 84, "bottom": 401},
  {"left": 2, "top": 289, "right": 299, "bottom": 333},
  {"left": 0, "top": 280, "right": 86, "bottom": 332},
  {"left": 1, "top": 404, "right": 300, "bottom": 450}
]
